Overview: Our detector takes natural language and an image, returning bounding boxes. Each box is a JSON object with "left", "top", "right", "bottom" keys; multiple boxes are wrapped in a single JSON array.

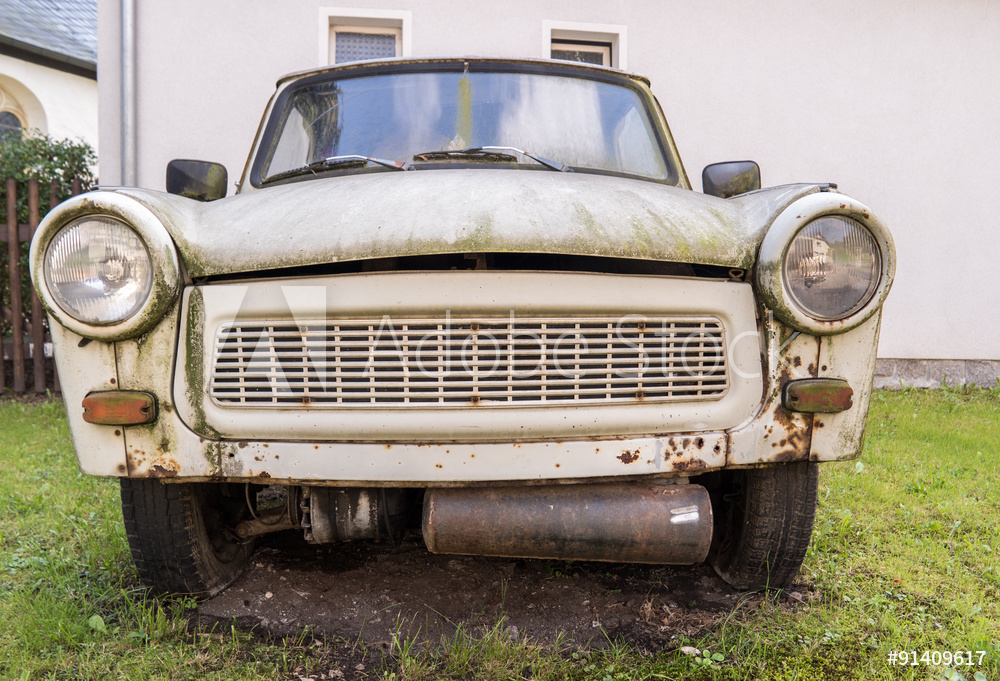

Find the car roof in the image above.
[{"left": 275, "top": 56, "right": 652, "bottom": 89}]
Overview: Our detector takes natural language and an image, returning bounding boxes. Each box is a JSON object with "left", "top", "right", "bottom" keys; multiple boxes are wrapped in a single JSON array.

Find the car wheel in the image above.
[
  {"left": 707, "top": 461, "right": 819, "bottom": 590},
  {"left": 120, "top": 478, "right": 255, "bottom": 597}
]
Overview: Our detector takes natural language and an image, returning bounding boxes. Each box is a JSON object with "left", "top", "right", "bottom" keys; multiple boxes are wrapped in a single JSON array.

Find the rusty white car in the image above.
[{"left": 30, "top": 57, "right": 894, "bottom": 597}]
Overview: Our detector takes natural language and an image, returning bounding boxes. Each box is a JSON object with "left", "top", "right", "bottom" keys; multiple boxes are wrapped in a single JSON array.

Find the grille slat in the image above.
[
  {"left": 209, "top": 316, "right": 728, "bottom": 408},
  {"left": 213, "top": 356, "right": 725, "bottom": 372}
]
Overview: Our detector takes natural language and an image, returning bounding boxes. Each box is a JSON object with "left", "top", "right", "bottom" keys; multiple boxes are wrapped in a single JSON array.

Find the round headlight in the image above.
[
  {"left": 756, "top": 192, "right": 895, "bottom": 335},
  {"left": 44, "top": 216, "right": 153, "bottom": 325},
  {"left": 783, "top": 216, "right": 881, "bottom": 321}
]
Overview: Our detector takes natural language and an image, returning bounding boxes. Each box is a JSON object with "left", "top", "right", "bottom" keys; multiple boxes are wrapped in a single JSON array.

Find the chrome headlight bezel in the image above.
[
  {"left": 757, "top": 192, "right": 895, "bottom": 335},
  {"left": 30, "top": 192, "right": 181, "bottom": 341}
]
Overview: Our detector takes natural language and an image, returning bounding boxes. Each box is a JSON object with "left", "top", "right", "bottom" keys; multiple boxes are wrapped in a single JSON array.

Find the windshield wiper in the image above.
[
  {"left": 415, "top": 148, "right": 519, "bottom": 163},
  {"left": 412, "top": 146, "right": 573, "bottom": 172},
  {"left": 262, "top": 154, "right": 414, "bottom": 184}
]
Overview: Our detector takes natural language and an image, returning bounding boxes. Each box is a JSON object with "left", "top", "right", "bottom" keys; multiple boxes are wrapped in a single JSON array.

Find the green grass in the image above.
[
  {"left": 1, "top": 390, "right": 998, "bottom": 680},
  {"left": 0, "top": 398, "right": 332, "bottom": 679}
]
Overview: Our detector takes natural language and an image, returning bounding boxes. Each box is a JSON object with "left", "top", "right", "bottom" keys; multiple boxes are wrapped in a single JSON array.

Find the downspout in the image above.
[{"left": 120, "top": 0, "right": 136, "bottom": 186}]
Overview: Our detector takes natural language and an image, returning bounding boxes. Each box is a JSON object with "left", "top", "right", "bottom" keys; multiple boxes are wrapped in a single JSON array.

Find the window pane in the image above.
[
  {"left": 551, "top": 49, "right": 606, "bottom": 66},
  {"left": 335, "top": 32, "right": 396, "bottom": 64},
  {"left": 0, "top": 111, "right": 22, "bottom": 134}
]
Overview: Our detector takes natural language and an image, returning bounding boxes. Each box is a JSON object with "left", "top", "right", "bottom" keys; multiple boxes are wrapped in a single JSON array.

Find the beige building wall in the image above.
[
  {"left": 96, "top": 0, "right": 1000, "bottom": 363},
  {"left": 0, "top": 52, "right": 98, "bottom": 151}
]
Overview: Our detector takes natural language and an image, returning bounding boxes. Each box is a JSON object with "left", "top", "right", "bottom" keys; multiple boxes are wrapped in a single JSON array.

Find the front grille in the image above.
[{"left": 209, "top": 316, "right": 728, "bottom": 407}]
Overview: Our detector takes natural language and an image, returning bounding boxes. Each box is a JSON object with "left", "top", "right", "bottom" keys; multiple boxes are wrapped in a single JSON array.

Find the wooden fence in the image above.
[{"left": 1, "top": 177, "right": 83, "bottom": 394}]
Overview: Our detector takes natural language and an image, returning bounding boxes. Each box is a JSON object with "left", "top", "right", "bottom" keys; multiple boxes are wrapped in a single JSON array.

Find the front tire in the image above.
[
  {"left": 120, "top": 479, "right": 255, "bottom": 597},
  {"left": 708, "top": 462, "right": 819, "bottom": 590}
]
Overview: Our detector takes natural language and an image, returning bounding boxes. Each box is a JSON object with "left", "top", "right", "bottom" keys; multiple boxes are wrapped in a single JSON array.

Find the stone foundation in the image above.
[{"left": 874, "top": 358, "right": 1000, "bottom": 389}]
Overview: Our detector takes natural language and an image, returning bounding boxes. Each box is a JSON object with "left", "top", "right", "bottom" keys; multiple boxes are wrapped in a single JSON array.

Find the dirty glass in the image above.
[{"left": 260, "top": 70, "right": 670, "bottom": 181}]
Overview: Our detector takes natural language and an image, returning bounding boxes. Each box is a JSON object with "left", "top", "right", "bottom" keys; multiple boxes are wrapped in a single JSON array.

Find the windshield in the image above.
[{"left": 253, "top": 68, "right": 673, "bottom": 184}]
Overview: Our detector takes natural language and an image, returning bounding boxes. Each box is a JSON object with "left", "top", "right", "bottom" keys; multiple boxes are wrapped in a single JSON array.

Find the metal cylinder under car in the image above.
[
  {"left": 422, "top": 482, "right": 713, "bottom": 564},
  {"left": 302, "top": 487, "right": 409, "bottom": 544}
]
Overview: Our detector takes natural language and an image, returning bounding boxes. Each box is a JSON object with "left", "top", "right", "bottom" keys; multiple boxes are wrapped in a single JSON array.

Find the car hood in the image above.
[{"left": 116, "top": 170, "right": 824, "bottom": 278}]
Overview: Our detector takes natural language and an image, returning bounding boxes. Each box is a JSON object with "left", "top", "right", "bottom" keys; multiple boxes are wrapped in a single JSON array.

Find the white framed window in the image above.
[
  {"left": 543, "top": 20, "right": 628, "bottom": 70},
  {"left": 319, "top": 8, "right": 412, "bottom": 66}
]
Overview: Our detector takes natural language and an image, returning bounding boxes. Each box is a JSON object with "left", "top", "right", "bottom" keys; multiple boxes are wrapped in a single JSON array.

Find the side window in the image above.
[
  {"left": 320, "top": 9, "right": 411, "bottom": 66},
  {"left": 543, "top": 21, "right": 627, "bottom": 70}
]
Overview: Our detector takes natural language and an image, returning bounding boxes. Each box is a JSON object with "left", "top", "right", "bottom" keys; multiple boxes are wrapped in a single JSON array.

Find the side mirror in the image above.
[
  {"left": 702, "top": 161, "right": 761, "bottom": 199},
  {"left": 166, "top": 159, "right": 228, "bottom": 201}
]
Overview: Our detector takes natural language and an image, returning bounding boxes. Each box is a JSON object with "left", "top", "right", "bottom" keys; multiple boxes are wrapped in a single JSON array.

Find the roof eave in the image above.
[{"left": 0, "top": 34, "right": 96, "bottom": 79}]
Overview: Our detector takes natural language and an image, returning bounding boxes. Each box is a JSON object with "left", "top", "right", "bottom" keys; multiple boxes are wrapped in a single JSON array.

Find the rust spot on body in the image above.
[
  {"left": 150, "top": 464, "right": 178, "bottom": 478},
  {"left": 617, "top": 450, "right": 640, "bottom": 464},
  {"left": 672, "top": 458, "right": 707, "bottom": 471},
  {"left": 257, "top": 471, "right": 271, "bottom": 478},
  {"left": 238, "top": 441, "right": 248, "bottom": 448}
]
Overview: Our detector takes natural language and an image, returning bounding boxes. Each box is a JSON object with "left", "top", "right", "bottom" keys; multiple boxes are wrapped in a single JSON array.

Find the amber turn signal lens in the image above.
[
  {"left": 82, "top": 391, "right": 157, "bottom": 425},
  {"left": 782, "top": 379, "right": 853, "bottom": 414}
]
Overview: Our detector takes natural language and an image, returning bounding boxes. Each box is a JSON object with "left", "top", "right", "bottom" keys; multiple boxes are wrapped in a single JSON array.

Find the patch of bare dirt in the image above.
[{"left": 198, "top": 531, "right": 813, "bottom": 653}]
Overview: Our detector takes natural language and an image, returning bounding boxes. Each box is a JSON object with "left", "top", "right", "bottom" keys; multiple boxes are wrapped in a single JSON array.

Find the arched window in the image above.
[
  {"left": 1, "top": 82, "right": 31, "bottom": 137},
  {"left": 0, "top": 110, "right": 24, "bottom": 136}
]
